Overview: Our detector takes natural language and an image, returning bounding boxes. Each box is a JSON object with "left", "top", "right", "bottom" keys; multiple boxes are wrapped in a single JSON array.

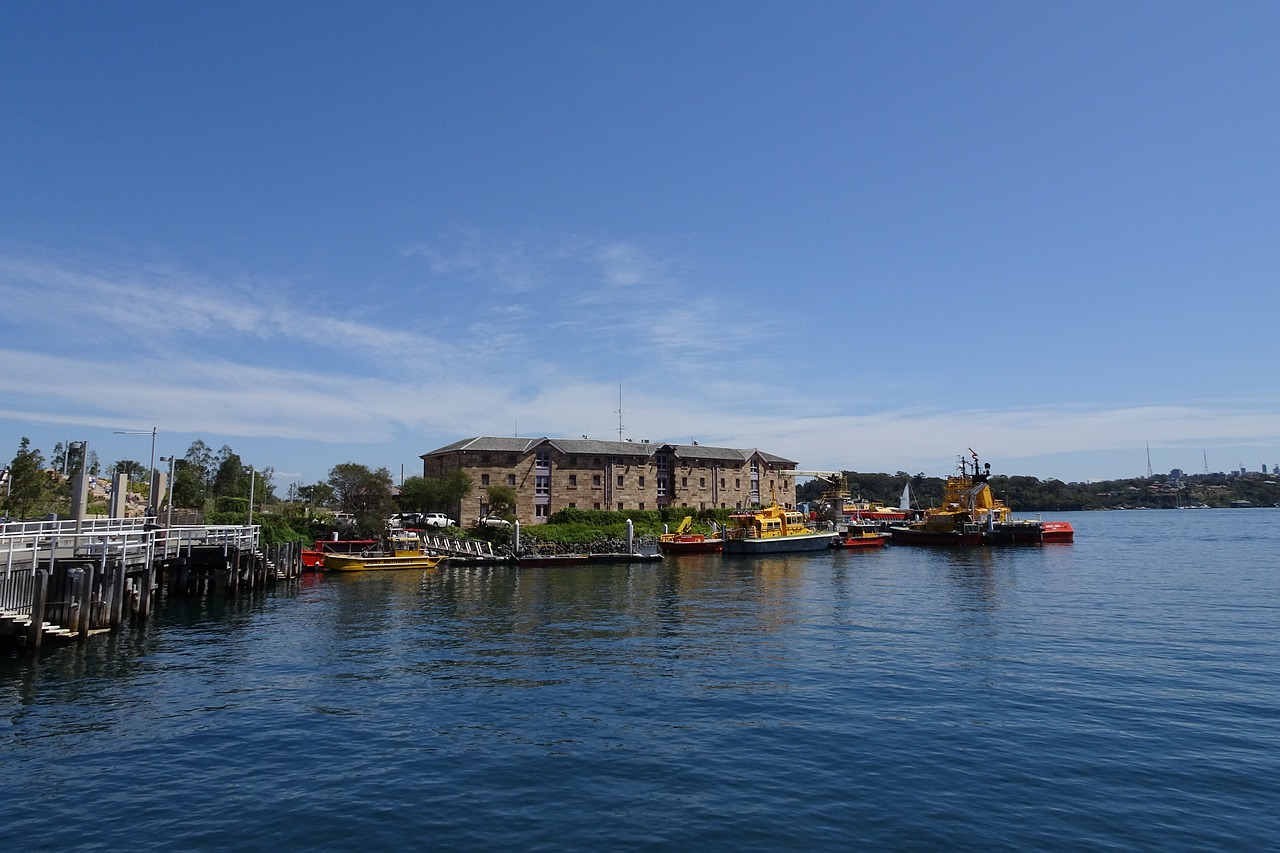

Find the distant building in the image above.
[{"left": 421, "top": 436, "right": 799, "bottom": 525}]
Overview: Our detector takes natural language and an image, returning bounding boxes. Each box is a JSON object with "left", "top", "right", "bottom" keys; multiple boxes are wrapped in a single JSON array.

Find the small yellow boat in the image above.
[{"left": 324, "top": 532, "right": 448, "bottom": 572}]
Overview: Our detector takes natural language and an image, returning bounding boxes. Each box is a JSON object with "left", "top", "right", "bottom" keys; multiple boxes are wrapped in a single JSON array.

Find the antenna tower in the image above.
[
  {"left": 1146, "top": 442, "right": 1153, "bottom": 478},
  {"left": 615, "top": 385, "right": 625, "bottom": 441}
]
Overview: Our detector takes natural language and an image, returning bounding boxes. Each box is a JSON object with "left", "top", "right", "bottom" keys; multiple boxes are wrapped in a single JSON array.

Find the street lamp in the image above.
[{"left": 114, "top": 427, "right": 157, "bottom": 518}]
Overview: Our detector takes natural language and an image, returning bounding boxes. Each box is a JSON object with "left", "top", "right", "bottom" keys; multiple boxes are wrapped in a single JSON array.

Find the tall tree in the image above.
[
  {"left": 254, "top": 467, "right": 277, "bottom": 503},
  {"left": 297, "top": 482, "right": 335, "bottom": 508},
  {"left": 171, "top": 459, "right": 205, "bottom": 508},
  {"left": 212, "top": 451, "right": 247, "bottom": 498},
  {"left": 328, "top": 463, "right": 395, "bottom": 534},
  {"left": 112, "top": 459, "right": 147, "bottom": 480},
  {"left": 3, "top": 437, "right": 49, "bottom": 519},
  {"left": 184, "top": 440, "right": 215, "bottom": 494},
  {"left": 399, "top": 471, "right": 474, "bottom": 516}
]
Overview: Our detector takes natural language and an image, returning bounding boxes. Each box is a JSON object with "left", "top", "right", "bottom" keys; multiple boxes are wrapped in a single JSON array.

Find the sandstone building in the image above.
[{"left": 421, "top": 436, "right": 799, "bottom": 525}]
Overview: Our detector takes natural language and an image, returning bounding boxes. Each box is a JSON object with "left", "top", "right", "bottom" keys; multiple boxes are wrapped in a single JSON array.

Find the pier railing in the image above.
[{"left": 1, "top": 519, "right": 267, "bottom": 654}]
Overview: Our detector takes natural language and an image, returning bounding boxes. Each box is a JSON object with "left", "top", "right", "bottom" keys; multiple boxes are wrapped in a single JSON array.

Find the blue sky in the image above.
[{"left": 3, "top": 1, "right": 1279, "bottom": 490}]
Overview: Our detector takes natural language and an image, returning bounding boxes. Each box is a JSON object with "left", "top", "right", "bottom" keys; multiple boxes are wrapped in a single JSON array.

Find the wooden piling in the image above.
[{"left": 27, "top": 569, "right": 47, "bottom": 653}]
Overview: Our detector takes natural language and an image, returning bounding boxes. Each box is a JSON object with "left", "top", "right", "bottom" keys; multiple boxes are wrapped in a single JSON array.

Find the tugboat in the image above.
[
  {"left": 722, "top": 500, "right": 838, "bottom": 554},
  {"left": 890, "top": 450, "right": 1073, "bottom": 546},
  {"left": 830, "top": 522, "right": 891, "bottom": 550}
]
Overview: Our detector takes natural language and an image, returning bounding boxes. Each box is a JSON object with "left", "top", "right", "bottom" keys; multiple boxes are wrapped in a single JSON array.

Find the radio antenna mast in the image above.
[
  {"left": 615, "top": 385, "right": 625, "bottom": 441},
  {"left": 1146, "top": 442, "right": 1153, "bottom": 478}
]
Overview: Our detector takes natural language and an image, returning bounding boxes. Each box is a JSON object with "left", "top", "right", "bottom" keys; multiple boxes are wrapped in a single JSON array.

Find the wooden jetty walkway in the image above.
[{"left": 1, "top": 517, "right": 300, "bottom": 655}]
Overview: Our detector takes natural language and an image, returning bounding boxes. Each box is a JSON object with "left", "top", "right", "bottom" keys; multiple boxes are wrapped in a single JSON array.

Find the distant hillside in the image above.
[{"left": 797, "top": 470, "right": 1280, "bottom": 512}]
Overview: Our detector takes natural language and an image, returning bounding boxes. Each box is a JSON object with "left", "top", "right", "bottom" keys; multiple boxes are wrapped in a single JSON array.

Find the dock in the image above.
[{"left": 1, "top": 517, "right": 299, "bottom": 655}]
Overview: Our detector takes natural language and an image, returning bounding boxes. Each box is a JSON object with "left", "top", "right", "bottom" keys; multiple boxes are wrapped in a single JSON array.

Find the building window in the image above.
[
  {"left": 592, "top": 474, "right": 601, "bottom": 487},
  {"left": 617, "top": 502, "right": 624, "bottom": 511},
  {"left": 639, "top": 502, "right": 644, "bottom": 510},
  {"left": 507, "top": 474, "right": 516, "bottom": 486},
  {"left": 594, "top": 502, "right": 601, "bottom": 510},
  {"left": 569, "top": 502, "right": 577, "bottom": 508},
  {"left": 720, "top": 478, "right": 725, "bottom": 488},
  {"left": 535, "top": 475, "right": 549, "bottom": 496},
  {"left": 617, "top": 475, "right": 624, "bottom": 487},
  {"left": 535, "top": 504, "right": 548, "bottom": 518},
  {"left": 699, "top": 477, "right": 705, "bottom": 488},
  {"left": 481, "top": 474, "right": 489, "bottom": 486},
  {"left": 735, "top": 478, "right": 740, "bottom": 488},
  {"left": 569, "top": 474, "right": 577, "bottom": 487},
  {"left": 657, "top": 477, "right": 667, "bottom": 496},
  {"left": 638, "top": 475, "right": 645, "bottom": 487},
  {"left": 536, "top": 451, "right": 550, "bottom": 467},
  {"left": 681, "top": 477, "right": 687, "bottom": 487}
]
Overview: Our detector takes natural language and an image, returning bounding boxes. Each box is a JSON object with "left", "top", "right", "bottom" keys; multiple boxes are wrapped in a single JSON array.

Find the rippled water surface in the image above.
[{"left": 3, "top": 510, "right": 1278, "bottom": 850}]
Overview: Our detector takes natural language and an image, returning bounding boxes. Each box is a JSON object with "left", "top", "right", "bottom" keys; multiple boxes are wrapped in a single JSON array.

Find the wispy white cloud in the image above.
[
  {"left": 0, "top": 249, "right": 465, "bottom": 372},
  {"left": 4, "top": 243, "right": 1279, "bottom": 485}
]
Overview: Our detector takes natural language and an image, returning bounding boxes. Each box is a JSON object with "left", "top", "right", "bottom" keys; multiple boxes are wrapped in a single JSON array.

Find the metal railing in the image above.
[{"left": 418, "top": 532, "right": 498, "bottom": 558}]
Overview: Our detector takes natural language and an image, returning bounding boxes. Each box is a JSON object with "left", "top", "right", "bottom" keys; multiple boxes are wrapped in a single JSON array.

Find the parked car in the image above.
[
  {"left": 478, "top": 515, "right": 512, "bottom": 528},
  {"left": 422, "top": 512, "right": 456, "bottom": 528}
]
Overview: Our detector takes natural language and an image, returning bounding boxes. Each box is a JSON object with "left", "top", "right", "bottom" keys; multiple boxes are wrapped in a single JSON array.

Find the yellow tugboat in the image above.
[
  {"left": 890, "top": 450, "right": 1061, "bottom": 546},
  {"left": 722, "top": 501, "right": 837, "bottom": 554},
  {"left": 323, "top": 531, "right": 448, "bottom": 571}
]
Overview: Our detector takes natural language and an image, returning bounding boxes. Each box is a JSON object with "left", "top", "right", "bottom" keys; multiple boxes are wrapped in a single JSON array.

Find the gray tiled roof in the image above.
[
  {"left": 423, "top": 437, "right": 541, "bottom": 455},
  {"left": 422, "top": 436, "right": 796, "bottom": 466}
]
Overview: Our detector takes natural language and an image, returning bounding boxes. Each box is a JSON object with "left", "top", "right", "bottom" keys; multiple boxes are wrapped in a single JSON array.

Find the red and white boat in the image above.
[
  {"left": 831, "top": 525, "right": 891, "bottom": 550},
  {"left": 658, "top": 516, "right": 724, "bottom": 554},
  {"left": 1041, "top": 521, "right": 1075, "bottom": 543}
]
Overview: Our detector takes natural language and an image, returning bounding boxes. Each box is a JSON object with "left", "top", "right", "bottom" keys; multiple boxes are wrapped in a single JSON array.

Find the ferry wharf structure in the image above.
[{"left": 1, "top": 517, "right": 300, "bottom": 655}]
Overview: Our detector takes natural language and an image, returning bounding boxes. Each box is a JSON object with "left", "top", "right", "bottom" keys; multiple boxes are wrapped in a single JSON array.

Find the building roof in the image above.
[{"left": 421, "top": 436, "right": 796, "bottom": 466}]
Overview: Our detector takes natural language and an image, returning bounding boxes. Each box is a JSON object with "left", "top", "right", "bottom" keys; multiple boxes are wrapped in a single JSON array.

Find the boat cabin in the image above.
[{"left": 729, "top": 505, "right": 812, "bottom": 539}]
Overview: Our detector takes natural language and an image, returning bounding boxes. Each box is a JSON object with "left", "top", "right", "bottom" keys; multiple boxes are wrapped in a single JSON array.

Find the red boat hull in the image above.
[
  {"left": 831, "top": 535, "right": 889, "bottom": 550},
  {"left": 1041, "top": 522, "right": 1075, "bottom": 543}
]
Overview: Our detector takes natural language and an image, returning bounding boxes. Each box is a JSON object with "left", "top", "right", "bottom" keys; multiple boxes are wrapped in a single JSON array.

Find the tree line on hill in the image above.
[{"left": 797, "top": 469, "right": 1280, "bottom": 512}]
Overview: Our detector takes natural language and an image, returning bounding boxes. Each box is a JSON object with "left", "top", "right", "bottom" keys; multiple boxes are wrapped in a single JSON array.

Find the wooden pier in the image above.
[{"left": 1, "top": 518, "right": 300, "bottom": 655}]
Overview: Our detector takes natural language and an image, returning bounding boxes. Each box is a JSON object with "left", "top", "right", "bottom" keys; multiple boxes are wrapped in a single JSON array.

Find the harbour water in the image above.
[{"left": 3, "top": 509, "right": 1277, "bottom": 850}]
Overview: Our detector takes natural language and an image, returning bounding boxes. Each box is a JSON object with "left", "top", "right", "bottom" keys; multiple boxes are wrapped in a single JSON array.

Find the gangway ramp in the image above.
[{"left": 416, "top": 532, "right": 505, "bottom": 563}]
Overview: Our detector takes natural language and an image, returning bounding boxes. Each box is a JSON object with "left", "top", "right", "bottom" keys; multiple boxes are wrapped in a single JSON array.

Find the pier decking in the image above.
[{"left": 1, "top": 517, "right": 299, "bottom": 654}]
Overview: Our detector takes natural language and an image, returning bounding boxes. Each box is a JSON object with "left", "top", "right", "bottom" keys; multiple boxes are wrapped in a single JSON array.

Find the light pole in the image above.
[
  {"left": 114, "top": 427, "right": 157, "bottom": 518},
  {"left": 160, "top": 455, "right": 177, "bottom": 528}
]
